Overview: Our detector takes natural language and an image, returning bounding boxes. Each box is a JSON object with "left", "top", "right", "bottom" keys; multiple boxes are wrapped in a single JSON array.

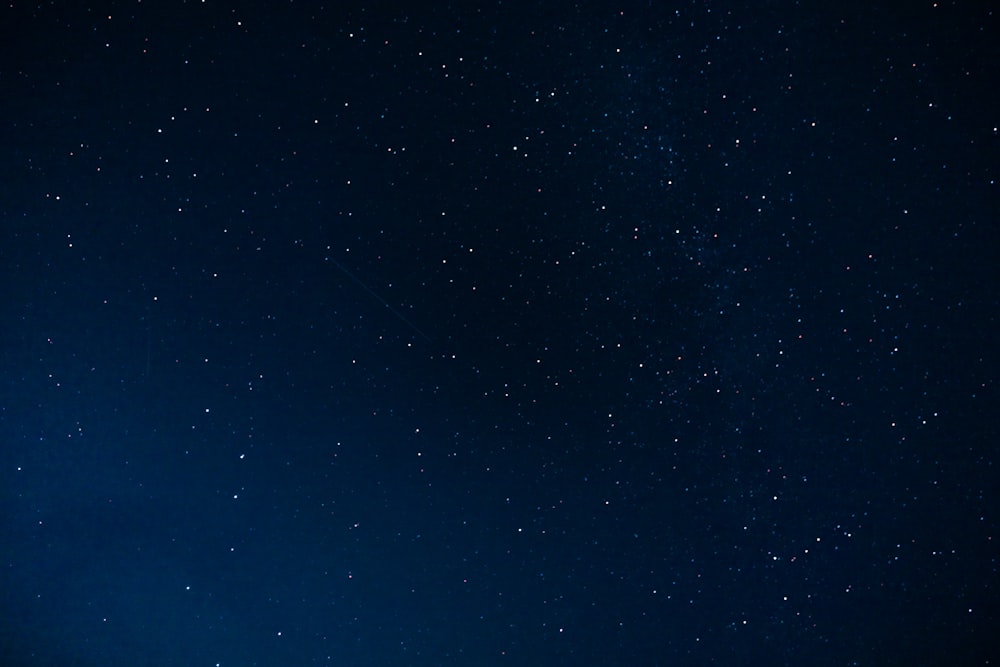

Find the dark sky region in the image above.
[{"left": 1, "top": 2, "right": 998, "bottom": 665}]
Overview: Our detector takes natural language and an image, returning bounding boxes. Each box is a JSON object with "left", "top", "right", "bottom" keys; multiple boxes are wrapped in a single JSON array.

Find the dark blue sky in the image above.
[{"left": 2, "top": 2, "right": 998, "bottom": 665}]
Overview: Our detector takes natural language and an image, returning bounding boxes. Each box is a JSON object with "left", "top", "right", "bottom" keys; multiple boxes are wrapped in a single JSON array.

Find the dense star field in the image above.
[{"left": 1, "top": 2, "right": 997, "bottom": 665}]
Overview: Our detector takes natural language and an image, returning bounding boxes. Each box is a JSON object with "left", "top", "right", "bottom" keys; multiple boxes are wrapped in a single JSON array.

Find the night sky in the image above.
[{"left": 2, "top": 2, "right": 998, "bottom": 665}]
